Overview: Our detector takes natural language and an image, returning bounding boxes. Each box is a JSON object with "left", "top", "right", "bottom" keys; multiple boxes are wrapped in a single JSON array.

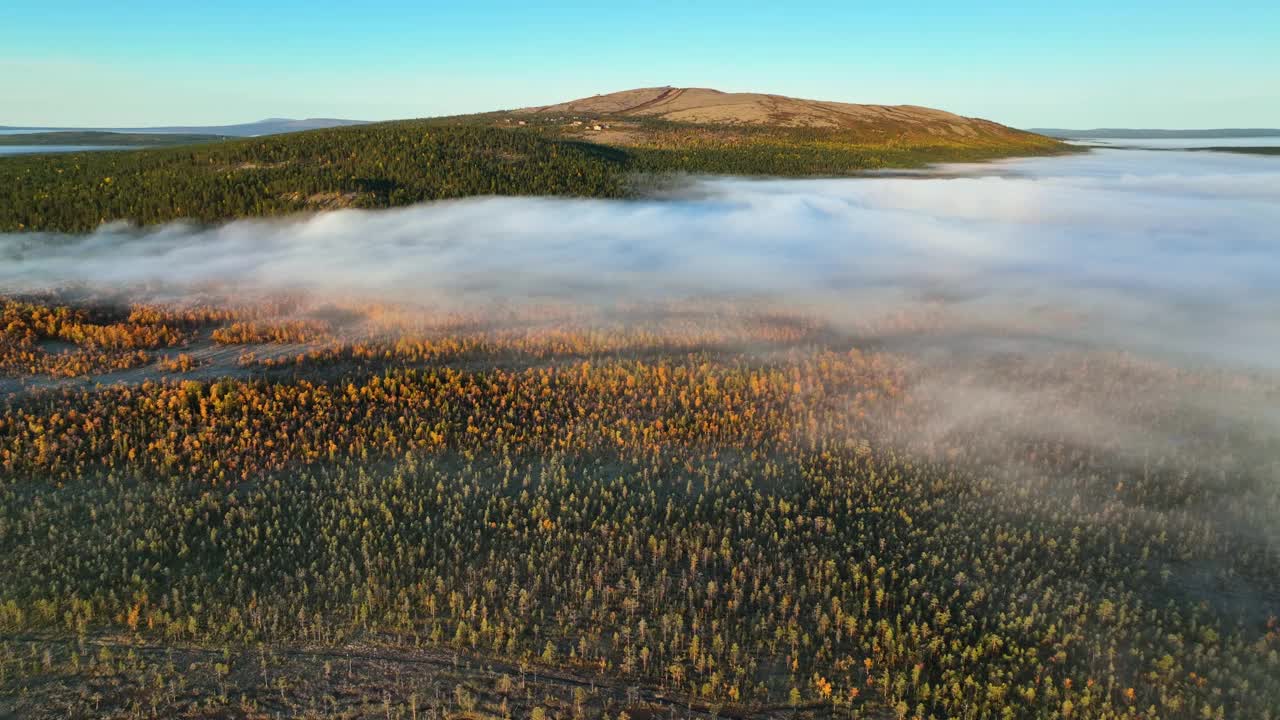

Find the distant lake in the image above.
[
  {"left": 0, "top": 145, "right": 138, "bottom": 156},
  {"left": 1080, "top": 136, "right": 1280, "bottom": 149}
]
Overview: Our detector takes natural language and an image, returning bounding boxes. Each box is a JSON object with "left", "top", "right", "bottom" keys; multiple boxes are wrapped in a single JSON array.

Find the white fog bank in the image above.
[{"left": 3, "top": 146, "right": 1279, "bottom": 368}]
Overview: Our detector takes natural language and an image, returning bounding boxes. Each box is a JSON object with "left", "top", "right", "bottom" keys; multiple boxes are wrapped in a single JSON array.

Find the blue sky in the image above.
[{"left": 3, "top": 1, "right": 1277, "bottom": 128}]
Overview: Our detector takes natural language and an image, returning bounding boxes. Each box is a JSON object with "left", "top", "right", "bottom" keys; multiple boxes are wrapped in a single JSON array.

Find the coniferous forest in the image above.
[{"left": 0, "top": 295, "right": 1276, "bottom": 719}]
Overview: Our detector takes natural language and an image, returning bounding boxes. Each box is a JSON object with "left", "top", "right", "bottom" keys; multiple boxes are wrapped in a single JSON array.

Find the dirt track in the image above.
[
  {"left": 0, "top": 338, "right": 315, "bottom": 398},
  {"left": 1, "top": 632, "right": 882, "bottom": 720}
]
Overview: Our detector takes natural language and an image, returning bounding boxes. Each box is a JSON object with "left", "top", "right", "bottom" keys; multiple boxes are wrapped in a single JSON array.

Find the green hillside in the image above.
[{"left": 0, "top": 114, "right": 1067, "bottom": 233}]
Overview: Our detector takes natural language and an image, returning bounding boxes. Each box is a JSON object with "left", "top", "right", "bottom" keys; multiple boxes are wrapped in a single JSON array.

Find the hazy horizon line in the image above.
[{"left": 5, "top": 119, "right": 1278, "bottom": 134}]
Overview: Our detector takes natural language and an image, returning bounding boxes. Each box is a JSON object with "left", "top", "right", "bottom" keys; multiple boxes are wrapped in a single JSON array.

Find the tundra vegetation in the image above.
[{"left": 0, "top": 292, "right": 1277, "bottom": 719}]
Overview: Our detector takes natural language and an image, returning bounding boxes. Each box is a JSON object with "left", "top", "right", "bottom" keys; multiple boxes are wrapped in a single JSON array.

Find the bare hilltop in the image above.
[{"left": 518, "top": 85, "right": 1037, "bottom": 142}]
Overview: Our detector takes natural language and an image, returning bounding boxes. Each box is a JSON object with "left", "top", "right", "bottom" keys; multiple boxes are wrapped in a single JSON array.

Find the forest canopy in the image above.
[{"left": 0, "top": 294, "right": 1277, "bottom": 719}]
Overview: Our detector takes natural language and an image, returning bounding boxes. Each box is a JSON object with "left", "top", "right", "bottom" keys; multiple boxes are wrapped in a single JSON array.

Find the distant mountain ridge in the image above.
[
  {"left": 1032, "top": 128, "right": 1280, "bottom": 139},
  {"left": 0, "top": 118, "right": 366, "bottom": 138}
]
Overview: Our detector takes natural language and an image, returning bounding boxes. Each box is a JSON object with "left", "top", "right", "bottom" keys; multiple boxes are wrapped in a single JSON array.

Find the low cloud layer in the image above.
[
  {"left": 3, "top": 146, "right": 1278, "bottom": 555},
  {"left": 3, "top": 147, "right": 1279, "bottom": 368}
]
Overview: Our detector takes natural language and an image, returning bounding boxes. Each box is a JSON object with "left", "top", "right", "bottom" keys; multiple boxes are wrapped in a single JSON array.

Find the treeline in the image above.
[
  {"left": 619, "top": 116, "right": 1067, "bottom": 176},
  {"left": 629, "top": 141, "right": 1025, "bottom": 177}
]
